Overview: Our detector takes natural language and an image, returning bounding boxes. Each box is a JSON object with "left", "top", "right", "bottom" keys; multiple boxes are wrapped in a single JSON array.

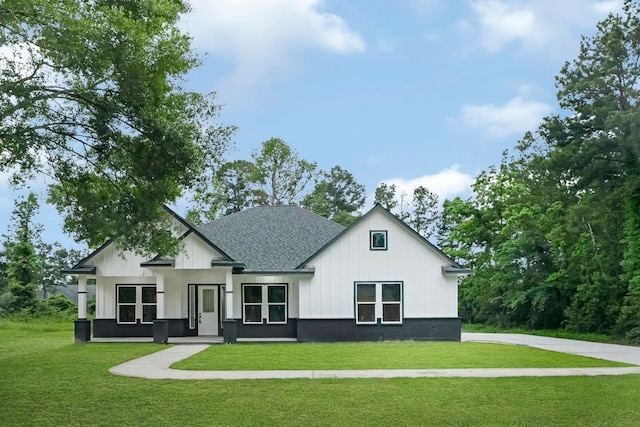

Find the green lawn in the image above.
[
  {"left": 172, "top": 341, "right": 629, "bottom": 370},
  {"left": 2, "top": 321, "right": 640, "bottom": 426}
]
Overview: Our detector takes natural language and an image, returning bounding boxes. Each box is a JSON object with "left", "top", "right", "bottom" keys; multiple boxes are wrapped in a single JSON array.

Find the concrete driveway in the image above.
[
  {"left": 109, "top": 333, "right": 640, "bottom": 380},
  {"left": 462, "top": 333, "right": 640, "bottom": 365}
]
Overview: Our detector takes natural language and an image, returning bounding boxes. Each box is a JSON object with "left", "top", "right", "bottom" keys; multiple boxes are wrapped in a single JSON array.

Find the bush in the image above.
[{"left": 87, "top": 295, "right": 96, "bottom": 315}]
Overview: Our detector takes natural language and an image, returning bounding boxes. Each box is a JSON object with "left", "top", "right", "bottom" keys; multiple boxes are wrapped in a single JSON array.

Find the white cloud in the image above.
[
  {"left": 182, "top": 0, "right": 365, "bottom": 94},
  {"left": 592, "top": 0, "right": 623, "bottom": 14},
  {"left": 461, "top": 95, "right": 552, "bottom": 138},
  {"left": 471, "top": 1, "right": 539, "bottom": 53},
  {"left": 380, "top": 165, "right": 474, "bottom": 204},
  {"left": 467, "top": 0, "right": 623, "bottom": 55}
]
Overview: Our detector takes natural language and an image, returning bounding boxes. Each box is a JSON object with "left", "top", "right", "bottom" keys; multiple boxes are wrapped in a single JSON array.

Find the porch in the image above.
[{"left": 88, "top": 336, "right": 298, "bottom": 344}]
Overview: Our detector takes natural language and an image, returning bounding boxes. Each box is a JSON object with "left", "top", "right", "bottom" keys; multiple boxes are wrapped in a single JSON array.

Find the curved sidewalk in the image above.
[{"left": 109, "top": 334, "right": 640, "bottom": 380}]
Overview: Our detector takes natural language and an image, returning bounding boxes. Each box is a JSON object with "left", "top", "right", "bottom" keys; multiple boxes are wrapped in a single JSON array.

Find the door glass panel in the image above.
[
  {"left": 188, "top": 285, "right": 196, "bottom": 329},
  {"left": 221, "top": 286, "right": 226, "bottom": 324},
  {"left": 202, "top": 289, "right": 215, "bottom": 313}
]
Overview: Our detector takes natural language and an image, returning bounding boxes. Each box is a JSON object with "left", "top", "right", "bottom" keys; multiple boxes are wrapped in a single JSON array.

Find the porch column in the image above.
[
  {"left": 223, "top": 268, "right": 237, "bottom": 343},
  {"left": 225, "top": 268, "right": 234, "bottom": 319},
  {"left": 156, "top": 274, "right": 165, "bottom": 319},
  {"left": 153, "top": 274, "right": 169, "bottom": 343},
  {"left": 78, "top": 276, "right": 87, "bottom": 319},
  {"left": 74, "top": 276, "right": 91, "bottom": 343}
]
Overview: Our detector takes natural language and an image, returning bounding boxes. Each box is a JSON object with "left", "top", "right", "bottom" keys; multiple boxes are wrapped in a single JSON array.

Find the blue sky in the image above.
[{"left": 0, "top": 0, "right": 623, "bottom": 248}]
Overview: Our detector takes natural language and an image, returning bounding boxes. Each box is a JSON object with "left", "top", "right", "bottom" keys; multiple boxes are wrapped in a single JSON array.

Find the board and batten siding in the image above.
[
  {"left": 174, "top": 233, "right": 227, "bottom": 269},
  {"left": 299, "top": 209, "right": 458, "bottom": 319},
  {"left": 89, "top": 246, "right": 153, "bottom": 277}
]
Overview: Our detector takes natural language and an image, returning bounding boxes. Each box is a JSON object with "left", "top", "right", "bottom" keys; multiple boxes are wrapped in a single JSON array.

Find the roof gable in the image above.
[
  {"left": 298, "top": 204, "right": 462, "bottom": 269},
  {"left": 196, "top": 206, "right": 345, "bottom": 272},
  {"left": 64, "top": 206, "right": 234, "bottom": 274}
]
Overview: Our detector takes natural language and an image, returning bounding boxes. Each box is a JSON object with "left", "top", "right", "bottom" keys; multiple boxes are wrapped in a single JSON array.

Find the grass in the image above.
[
  {"left": 172, "top": 341, "right": 630, "bottom": 371},
  {"left": 2, "top": 322, "right": 640, "bottom": 426}
]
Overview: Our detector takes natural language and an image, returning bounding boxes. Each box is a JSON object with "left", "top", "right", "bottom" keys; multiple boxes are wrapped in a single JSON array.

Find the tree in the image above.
[
  {"left": 373, "top": 183, "right": 397, "bottom": 211},
  {"left": 410, "top": 186, "right": 439, "bottom": 238},
  {"left": 543, "top": 0, "right": 640, "bottom": 337},
  {"left": 0, "top": 0, "right": 234, "bottom": 255},
  {"left": 437, "top": 1, "right": 640, "bottom": 339},
  {"left": 39, "top": 243, "right": 82, "bottom": 299},
  {"left": 252, "top": 138, "right": 317, "bottom": 206},
  {"left": 187, "top": 160, "right": 260, "bottom": 224},
  {"left": 1, "top": 193, "right": 42, "bottom": 313},
  {"left": 301, "top": 165, "right": 365, "bottom": 225}
]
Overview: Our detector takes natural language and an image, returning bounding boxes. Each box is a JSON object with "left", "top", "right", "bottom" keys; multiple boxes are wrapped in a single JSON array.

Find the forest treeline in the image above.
[{"left": 439, "top": 1, "right": 640, "bottom": 342}]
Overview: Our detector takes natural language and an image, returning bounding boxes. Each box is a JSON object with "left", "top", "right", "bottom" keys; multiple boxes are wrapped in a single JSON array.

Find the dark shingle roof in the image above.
[{"left": 196, "top": 206, "right": 345, "bottom": 272}]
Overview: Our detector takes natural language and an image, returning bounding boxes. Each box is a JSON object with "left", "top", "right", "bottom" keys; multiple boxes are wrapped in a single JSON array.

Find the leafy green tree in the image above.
[
  {"left": 442, "top": 2, "right": 640, "bottom": 338},
  {"left": 410, "top": 186, "right": 439, "bottom": 238},
  {"left": 252, "top": 138, "right": 317, "bottom": 206},
  {"left": 39, "top": 243, "right": 82, "bottom": 299},
  {"left": 0, "top": 247, "right": 7, "bottom": 297},
  {"left": 301, "top": 165, "right": 365, "bottom": 225},
  {"left": 1, "top": 193, "right": 43, "bottom": 314},
  {"left": 541, "top": 0, "right": 640, "bottom": 336},
  {"left": 373, "top": 183, "right": 397, "bottom": 211},
  {"left": 187, "top": 160, "right": 260, "bottom": 224},
  {"left": 0, "top": 0, "right": 234, "bottom": 255}
]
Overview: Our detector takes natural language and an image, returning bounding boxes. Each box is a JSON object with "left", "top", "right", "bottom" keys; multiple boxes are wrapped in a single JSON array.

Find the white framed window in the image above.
[
  {"left": 355, "top": 282, "right": 402, "bottom": 324},
  {"left": 117, "top": 285, "right": 156, "bottom": 324},
  {"left": 370, "top": 230, "right": 388, "bottom": 250},
  {"left": 242, "top": 284, "right": 287, "bottom": 325}
]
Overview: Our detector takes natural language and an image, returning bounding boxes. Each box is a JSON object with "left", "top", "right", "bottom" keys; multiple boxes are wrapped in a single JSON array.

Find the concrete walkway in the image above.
[{"left": 109, "top": 333, "right": 640, "bottom": 380}]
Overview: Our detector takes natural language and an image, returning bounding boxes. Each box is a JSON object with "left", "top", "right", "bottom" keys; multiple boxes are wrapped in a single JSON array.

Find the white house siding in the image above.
[
  {"left": 90, "top": 246, "right": 152, "bottom": 277},
  {"left": 174, "top": 233, "right": 227, "bottom": 269},
  {"left": 299, "top": 209, "right": 458, "bottom": 319},
  {"left": 232, "top": 274, "right": 300, "bottom": 319}
]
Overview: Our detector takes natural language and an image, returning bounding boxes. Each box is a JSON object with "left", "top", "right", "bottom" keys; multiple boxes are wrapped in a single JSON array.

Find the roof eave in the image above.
[
  {"left": 442, "top": 266, "right": 473, "bottom": 275},
  {"left": 140, "top": 259, "right": 175, "bottom": 268},
  {"left": 61, "top": 266, "right": 97, "bottom": 275},
  {"left": 236, "top": 268, "right": 315, "bottom": 276}
]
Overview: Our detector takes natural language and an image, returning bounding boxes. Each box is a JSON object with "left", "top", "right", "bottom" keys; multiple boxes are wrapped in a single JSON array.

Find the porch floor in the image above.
[{"left": 89, "top": 336, "right": 298, "bottom": 344}]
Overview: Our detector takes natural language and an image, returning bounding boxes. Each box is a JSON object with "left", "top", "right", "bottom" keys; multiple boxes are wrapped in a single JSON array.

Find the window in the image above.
[
  {"left": 242, "top": 284, "right": 287, "bottom": 324},
  {"left": 355, "top": 282, "right": 402, "bottom": 324},
  {"left": 188, "top": 285, "right": 196, "bottom": 329},
  {"left": 117, "top": 285, "right": 156, "bottom": 324},
  {"left": 356, "top": 283, "right": 376, "bottom": 323},
  {"left": 370, "top": 230, "right": 388, "bottom": 250},
  {"left": 243, "top": 285, "right": 262, "bottom": 323}
]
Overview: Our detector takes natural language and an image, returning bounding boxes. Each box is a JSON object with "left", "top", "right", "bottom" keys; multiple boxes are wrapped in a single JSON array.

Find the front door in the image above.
[{"left": 198, "top": 285, "right": 218, "bottom": 335}]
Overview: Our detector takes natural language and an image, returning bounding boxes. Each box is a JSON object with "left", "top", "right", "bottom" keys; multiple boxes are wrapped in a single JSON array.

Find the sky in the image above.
[{"left": 0, "top": 0, "right": 624, "bottom": 249}]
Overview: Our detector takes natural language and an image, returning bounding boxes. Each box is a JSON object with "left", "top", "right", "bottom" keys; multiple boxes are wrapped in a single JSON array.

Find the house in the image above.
[{"left": 65, "top": 204, "right": 470, "bottom": 343}]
